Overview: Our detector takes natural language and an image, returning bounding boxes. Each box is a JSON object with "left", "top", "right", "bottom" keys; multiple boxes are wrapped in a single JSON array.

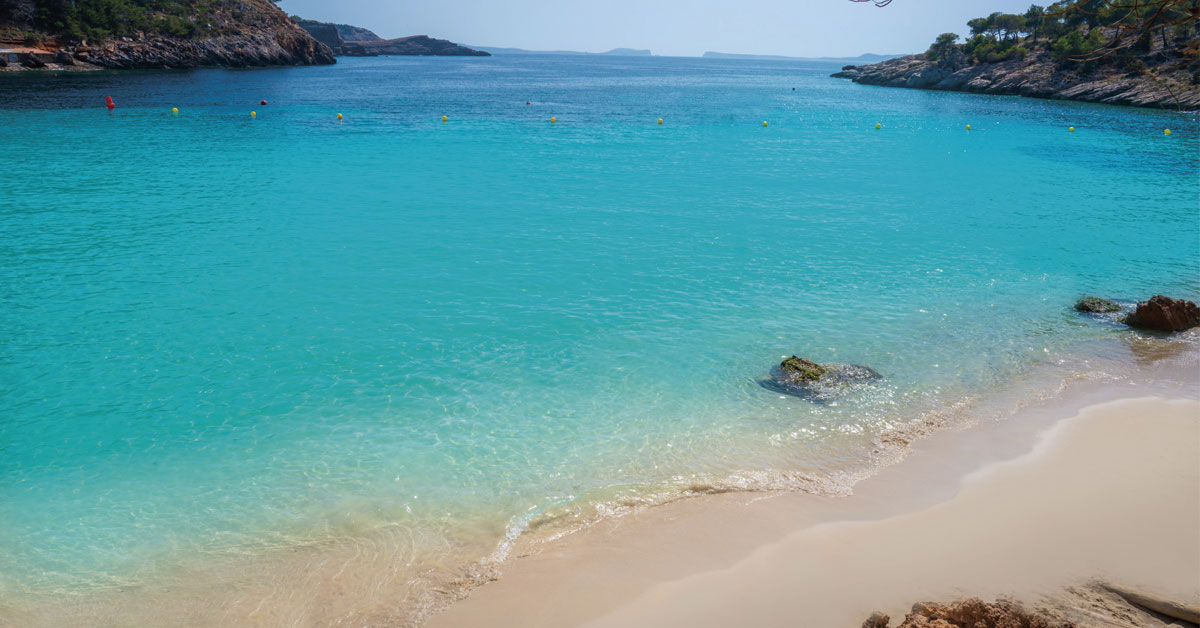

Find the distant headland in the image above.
[
  {"left": 832, "top": 4, "right": 1199, "bottom": 110},
  {"left": 470, "top": 46, "right": 652, "bottom": 56},
  {"left": 293, "top": 18, "right": 489, "bottom": 57}
]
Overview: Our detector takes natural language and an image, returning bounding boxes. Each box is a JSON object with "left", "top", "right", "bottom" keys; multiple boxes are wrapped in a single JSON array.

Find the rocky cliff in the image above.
[
  {"left": 292, "top": 18, "right": 381, "bottom": 55},
  {"left": 832, "top": 21, "right": 1199, "bottom": 110},
  {"left": 341, "top": 36, "right": 489, "bottom": 57},
  {"left": 293, "top": 18, "right": 487, "bottom": 57},
  {"left": 332, "top": 24, "right": 380, "bottom": 43},
  {"left": 0, "top": 0, "right": 334, "bottom": 71},
  {"left": 833, "top": 51, "right": 1199, "bottom": 109}
]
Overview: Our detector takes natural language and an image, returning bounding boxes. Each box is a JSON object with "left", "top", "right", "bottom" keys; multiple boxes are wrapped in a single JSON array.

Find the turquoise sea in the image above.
[{"left": 1, "top": 55, "right": 1198, "bottom": 625}]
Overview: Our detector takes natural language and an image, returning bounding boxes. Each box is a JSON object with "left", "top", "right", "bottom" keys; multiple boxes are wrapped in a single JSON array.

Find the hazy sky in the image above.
[{"left": 279, "top": 0, "right": 1035, "bottom": 58}]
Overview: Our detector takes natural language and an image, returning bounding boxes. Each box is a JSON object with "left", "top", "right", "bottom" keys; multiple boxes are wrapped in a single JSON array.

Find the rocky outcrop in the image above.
[
  {"left": 1074, "top": 296, "right": 1121, "bottom": 313},
  {"left": 293, "top": 19, "right": 343, "bottom": 54},
  {"left": 865, "top": 598, "right": 1074, "bottom": 628},
  {"left": 292, "top": 18, "right": 486, "bottom": 57},
  {"left": 760, "top": 355, "right": 881, "bottom": 403},
  {"left": 334, "top": 24, "right": 380, "bottom": 42},
  {"left": 341, "top": 35, "right": 489, "bottom": 57},
  {"left": 1, "top": 0, "right": 334, "bottom": 71},
  {"left": 1123, "top": 295, "right": 1200, "bottom": 332},
  {"left": 67, "top": 31, "right": 334, "bottom": 69},
  {"left": 833, "top": 48, "right": 1200, "bottom": 110},
  {"left": 293, "top": 18, "right": 380, "bottom": 53}
]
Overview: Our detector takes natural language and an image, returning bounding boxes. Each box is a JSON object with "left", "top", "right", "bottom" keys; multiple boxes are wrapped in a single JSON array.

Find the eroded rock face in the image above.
[
  {"left": 1074, "top": 296, "right": 1121, "bottom": 313},
  {"left": 865, "top": 598, "right": 1075, "bottom": 628},
  {"left": 760, "top": 356, "right": 881, "bottom": 402},
  {"left": 294, "top": 20, "right": 343, "bottom": 53},
  {"left": 340, "top": 35, "right": 490, "bottom": 57},
  {"left": 4, "top": 0, "right": 335, "bottom": 71},
  {"left": 1123, "top": 295, "right": 1200, "bottom": 332},
  {"left": 78, "top": 30, "right": 335, "bottom": 69},
  {"left": 831, "top": 50, "right": 1200, "bottom": 110}
]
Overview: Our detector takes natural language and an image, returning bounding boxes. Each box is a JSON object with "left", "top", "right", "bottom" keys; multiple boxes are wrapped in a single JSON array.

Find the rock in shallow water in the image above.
[
  {"left": 779, "top": 356, "right": 826, "bottom": 381},
  {"left": 1074, "top": 296, "right": 1121, "bottom": 313},
  {"left": 1123, "top": 295, "right": 1200, "bottom": 332},
  {"left": 760, "top": 355, "right": 881, "bottom": 402}
]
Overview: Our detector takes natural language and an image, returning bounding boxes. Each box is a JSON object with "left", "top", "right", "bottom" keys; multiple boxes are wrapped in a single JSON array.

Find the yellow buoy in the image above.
[
  {"left": 965, "top": 124, "right": 971, "bottom": 131},
  {"left": 337, "top": 113, "right": 343, "bottom": 120},
  {"left": 551, "top": 116, "right": 556, "bottom": 123},
  {"left": 657, "top": 118, "right": 663, "bottom": 125},
  {"left": 763, "top": 121, "right": 768, "bottom": 127},
  {"left": 1068, "top": 126, "right": 1074, "bottom": 132},
  {"left": 1164, "top": 128, "right": 1171, "bottom": 135},
  {"left": 875, "top": 123, "right": 881, "bottom": 129},
  {"left": 251, "top": 111, "right": 256, "bottom": 118},
  {"left": 442, "top": 115, "right": 447, "bottom": 123},
  {"left": 172, "top": 107, "right": 179, "bottom": 115}
]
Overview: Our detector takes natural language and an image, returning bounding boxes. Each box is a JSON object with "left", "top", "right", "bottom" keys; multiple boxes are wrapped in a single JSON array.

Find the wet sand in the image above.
[{"left": 429, "top": 395, "right": 1200, "bottom": 627}]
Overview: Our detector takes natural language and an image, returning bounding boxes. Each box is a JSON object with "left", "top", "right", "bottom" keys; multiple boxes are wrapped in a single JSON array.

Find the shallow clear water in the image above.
[{"left": 1, "top": 55, "right": 1197, "bottom": 622}]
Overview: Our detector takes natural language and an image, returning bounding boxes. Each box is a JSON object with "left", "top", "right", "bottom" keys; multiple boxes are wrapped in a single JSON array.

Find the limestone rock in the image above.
[
  {"left": 761, "top": 356, "right": 881, "bottom": 403},
  {"left": 831, "top": 49, "right": 1199, "bottom": 110}
]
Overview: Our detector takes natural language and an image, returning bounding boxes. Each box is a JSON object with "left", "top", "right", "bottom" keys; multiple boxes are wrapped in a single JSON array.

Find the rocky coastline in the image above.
[
  {"left": 833, "top": 49, "right": 1199, "bottom": 110},
  {"left": 294, "top": 18, "right": 489, "bottom": 58},
  {"left": 0, "top": 0, "right": 334, "bottom": 72}
]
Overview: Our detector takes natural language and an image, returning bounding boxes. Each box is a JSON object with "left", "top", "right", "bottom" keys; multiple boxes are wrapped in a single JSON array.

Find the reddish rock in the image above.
[
  {"left": 1124, "top": 295, "right": 1200, "bottom": 332},
  {"left": 864, "top": 598, "right": 1074, "bottom": 628}
]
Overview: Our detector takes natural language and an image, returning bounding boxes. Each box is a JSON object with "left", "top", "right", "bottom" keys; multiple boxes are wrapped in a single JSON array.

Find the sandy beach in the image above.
[{"left": 430, "top": 394, "right": 1200, "bottom": 627}]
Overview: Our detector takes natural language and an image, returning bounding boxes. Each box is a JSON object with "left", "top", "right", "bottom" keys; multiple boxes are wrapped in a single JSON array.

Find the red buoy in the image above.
[
  {"left": 526, "top": 101, "right": 531, "bottom": 105},
  {"left": 260, "top": 99, "right": 267, "bottom": 106},
  {"left": 105, "top": 96, "right": 115, "bottom": 110}
]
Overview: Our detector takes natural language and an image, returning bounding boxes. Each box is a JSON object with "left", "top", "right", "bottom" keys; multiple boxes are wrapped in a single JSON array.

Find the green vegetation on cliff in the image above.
[
  {"left": 1, "top": 0, "right": 284, "bottom": 42},
  {"left": 924, "top": 2, "right": 1198, "bottom": 78}
]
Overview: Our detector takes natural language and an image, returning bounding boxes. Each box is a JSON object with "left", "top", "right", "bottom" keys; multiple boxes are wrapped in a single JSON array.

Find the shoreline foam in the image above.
[
  {"left": 5, "top": 332, "right": 1197, "bottom": 627},
  {"left": 429, "top": 393, "right": 1200, "bottom": 627}
]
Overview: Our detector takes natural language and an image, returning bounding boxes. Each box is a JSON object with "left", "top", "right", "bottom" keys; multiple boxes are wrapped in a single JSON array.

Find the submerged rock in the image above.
[
  {"left": 761, "top": 355, "right": 881, "bottom": 402},
  {"left": 1074, "top": 296, "right": 1121, "bottom": 314},
  {"left": 1123, "top": 295, "right": 1200, "bottom": 332},
  {"left": 779, "top": 356, "right": 827, "bottom": 381}
]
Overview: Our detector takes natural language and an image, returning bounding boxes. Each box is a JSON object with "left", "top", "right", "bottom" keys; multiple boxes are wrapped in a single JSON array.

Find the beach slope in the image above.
[{"left": 430, "top": 397, "right": 1200, "bottom": 627}]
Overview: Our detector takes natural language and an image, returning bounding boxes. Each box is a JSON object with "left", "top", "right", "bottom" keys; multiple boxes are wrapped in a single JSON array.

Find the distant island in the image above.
[
  {"left": 294, "top": 18, "right": 489, "bottom": 57},
  {"left": 703, "top": 52, "right": 904, "bottom": 63},
  {"left": 833, "top": 3, "right": 1199, "bottom": 110},
  {"left": 0, "top": 0, "right": 334, "bottom": 70},
  {"left": 471, "top": 46, "right": 652, "bottom": 56}
]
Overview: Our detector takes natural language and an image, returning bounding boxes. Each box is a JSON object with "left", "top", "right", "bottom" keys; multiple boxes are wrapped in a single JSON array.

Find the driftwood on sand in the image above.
[{"left": 1099, "top": 582, "right": 1200, "bottom": 625}]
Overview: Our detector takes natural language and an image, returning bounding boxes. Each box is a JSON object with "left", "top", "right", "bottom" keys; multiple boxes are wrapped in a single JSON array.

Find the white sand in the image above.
[{"left": 429, "top": 396, "right": 1200, "bottom": 627}]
